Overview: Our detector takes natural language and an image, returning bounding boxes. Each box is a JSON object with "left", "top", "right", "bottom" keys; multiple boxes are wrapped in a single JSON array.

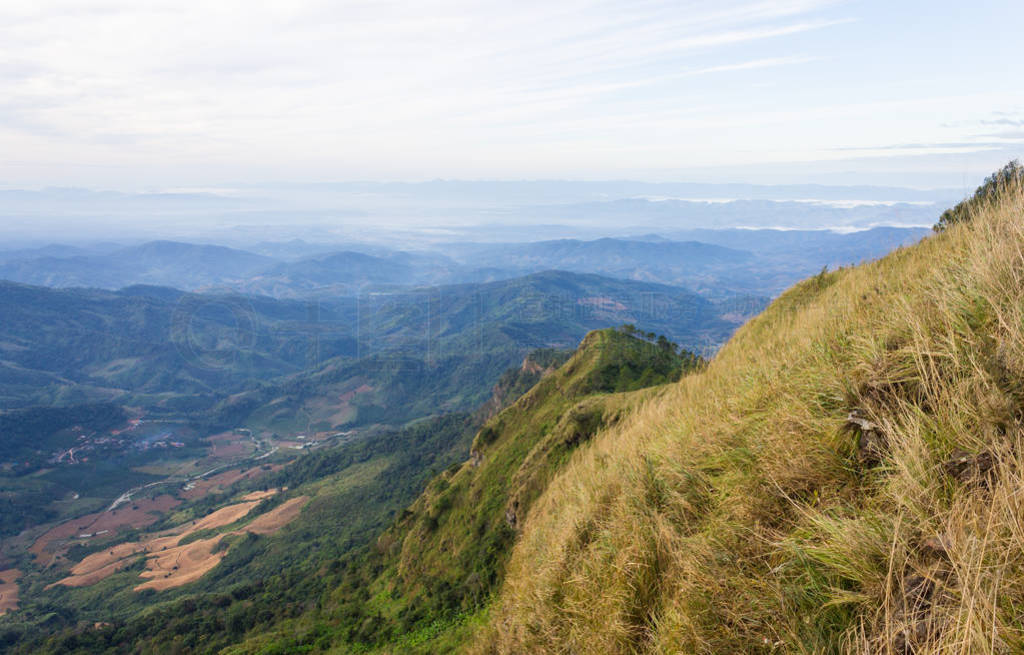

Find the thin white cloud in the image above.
[{"left": 0, "top": 0, "right": 1022, "bottom": 186}]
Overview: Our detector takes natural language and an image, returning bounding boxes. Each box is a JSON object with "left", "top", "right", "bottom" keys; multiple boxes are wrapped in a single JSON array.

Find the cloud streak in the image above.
[{"left": 0, "top": 0, "right": 1022, "bottom": 187}]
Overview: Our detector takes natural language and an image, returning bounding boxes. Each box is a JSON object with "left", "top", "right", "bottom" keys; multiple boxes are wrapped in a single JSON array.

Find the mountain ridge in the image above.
[
  {"left": 0, "top": 229, "right": 926, "bottom": 300},
  {"left": 468, "top": 177, "right": 1024, "bottom": 653}
]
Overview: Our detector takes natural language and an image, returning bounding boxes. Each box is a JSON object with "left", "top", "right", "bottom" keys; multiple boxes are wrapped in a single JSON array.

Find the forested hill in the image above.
[
  {"left": 187, "top": 168, "right": 1024, "bottom": 654},
  {"left": 201, "top": 328, "right": 700, "bottom": 653},
  {"left": 2, "top": 329, "right": 700, "bottom": 653},
  {"left": 0, "top": 270, "right": 747, "bottom": 425}
]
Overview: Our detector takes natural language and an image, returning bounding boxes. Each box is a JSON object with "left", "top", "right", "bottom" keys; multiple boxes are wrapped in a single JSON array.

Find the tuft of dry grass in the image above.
[{"left": 470, "top": 182, "right": 1024, "bottom": 654}]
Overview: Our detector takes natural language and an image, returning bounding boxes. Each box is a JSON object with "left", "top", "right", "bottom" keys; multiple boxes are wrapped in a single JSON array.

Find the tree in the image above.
[{"left": 935, "top": 160, "right": 1023, "bottom": 231}]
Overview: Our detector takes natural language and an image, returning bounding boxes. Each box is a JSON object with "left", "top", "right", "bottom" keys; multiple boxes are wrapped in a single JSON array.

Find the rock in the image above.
[
  {"left": 902, "top": 574, "right": 935, "bottom": 613},
  {"left": 920, "top": 534, "right": 950, "bottom": 560},
  {"left": 943, "top": 449, "right": 995, "bottom": 484},
  {"left": 892, "top": 619, "right": 936, "bottom": 655},
  {"left": 891, "top": 627, "right": 914, "bottom": 655},
  {"left": 846, "top": 409, "right": 886, "bottom": 464},
  {"left": 916, "top": 618, "right": 939, "bottom": 641},
  {"left": 505, "top": 499, "right": 519, "bottom": 529},
  {"left": 846, "top": 408, "right": 877, "bottom": 432},
  {"left": 858, "top": 428, "right": 886, "bottom": 464},
  {"left": 890, "top": 571, "right": 944, "bottom": 653}
]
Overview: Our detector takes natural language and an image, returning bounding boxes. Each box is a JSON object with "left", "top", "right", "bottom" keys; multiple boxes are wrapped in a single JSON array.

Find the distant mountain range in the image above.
[
  {"left": 0, "top": 227, "right": 929, "bottom": 300},
  {"left": 0, "top": 175, "right": 1008, "bottom": 655},
  {"left": 0, "top": 180, "right": 955, "bottom": 246},
  {"left": 234, "top": 250, "right": 461, "bottom": 297},
  {"left": 450, "top": 236, "right": 750, "bottom": 270},
  {"left": 0, "top": 271, "right": 750, "bottom": 429},
  {"left": 0, "top": 241, "right": 274, "bottom": 290}
]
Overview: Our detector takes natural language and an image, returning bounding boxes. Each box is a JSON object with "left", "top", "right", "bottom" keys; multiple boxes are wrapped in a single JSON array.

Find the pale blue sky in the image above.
[{"left": 1, "top": 0, "right": 1021, "bottom": 189}]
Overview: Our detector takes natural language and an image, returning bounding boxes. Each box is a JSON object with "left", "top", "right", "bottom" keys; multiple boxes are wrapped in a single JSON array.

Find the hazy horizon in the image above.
[
  {"left": 0, "top": 177, "right": 960, "bottom": 245},
  {"left": 2, "top": 2, "right": 1020, "bottom": 246}
]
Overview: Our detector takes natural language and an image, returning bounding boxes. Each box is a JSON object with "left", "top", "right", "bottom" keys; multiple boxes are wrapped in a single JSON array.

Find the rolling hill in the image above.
[
  {"left": 452, "top": 237, "right": 751, "bottom": 272},
  {"left": 230, "top": 250, "right": 461, "bottom": 298},
  {"left": 443, "top": 230, "right": 928, "bottom": 298},
  {"left": 0, "top": 241, "right": 275, "bottom": 291},
  {"left": 0, "top": 270, "right": 747, "bottom": 450},
  {"left": 46, "top": 168, "right": 1016, "bottom": 654},
  {"left": 0, "top": 229, "right": 927, "bottom": 302},
  {"left": 1, "top": 329, "right": 698, "bottom": 653},
  {"left": 1, "top": 178, "right": 995, "bottom": 654}
]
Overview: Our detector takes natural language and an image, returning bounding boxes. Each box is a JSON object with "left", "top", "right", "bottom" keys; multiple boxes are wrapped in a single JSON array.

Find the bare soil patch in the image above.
[
  {"left": 70, "top": 541, "right": 146, "bottom": 577},
  {"left": 91, "top": 495, "right": 179, "bottom": 532},
  {"left": 30, "top": 495, "right": 180, "bottom": 567},
  {"left": 180, "top": 464, "right": 279, "bottom": 500},
  {"left": 206, "top": 431, "right": 253, "bottom": 459},
  {"left": 240, "top": 489, "right": 279, "bottom": 502},
  {"left": 134, "top": 536, "right": 226, "bottom": 592},
  {"left": 338, "top": 383, "right": 374, "bottom": 403},
  {"left": 54, "top": 490, "right": 306, "bottom": 592},
  {"left": 0, "top": 569, "right": 21, "bottom": 615},
  {"left": 190, "top": 499, "right": 263, "bottom": 531},
  {"left": 53, "top": 498, "right": 261, "bottom": 588},
  {"left": 241, "top": 496, "right": 309, "bottom": 535},
  {"left": 52, "top": 558, "right": 138, "bottom": 589},
  {"left": 133, "top": 496, "right": 308, "bottom": 591}
]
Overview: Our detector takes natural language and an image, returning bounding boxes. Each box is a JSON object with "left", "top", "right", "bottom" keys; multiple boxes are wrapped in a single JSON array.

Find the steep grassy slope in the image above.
[
  {"left": 472, "top": 183, "right": 1024, "bottom": 653},
  {"left": 383, "top": 330, "right": 697, "bottom": 612},
  {"left": 222, "top": 329, "right": 699, "bottom": 653}
]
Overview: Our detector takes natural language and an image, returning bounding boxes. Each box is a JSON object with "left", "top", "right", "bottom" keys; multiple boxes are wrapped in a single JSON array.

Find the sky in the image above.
[{"left": 1, "top": 0, "right": 1023, "bottom": 190}]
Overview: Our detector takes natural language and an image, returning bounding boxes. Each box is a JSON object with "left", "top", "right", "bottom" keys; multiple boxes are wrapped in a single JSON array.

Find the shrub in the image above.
[{"left": 934, "top": 159, "right": 1023, "bottom": 231}]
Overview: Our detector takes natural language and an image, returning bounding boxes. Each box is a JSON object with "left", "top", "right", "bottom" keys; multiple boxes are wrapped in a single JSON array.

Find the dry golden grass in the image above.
[{"left": 471, "top": 184, "right": 1024, "bottom": 654}]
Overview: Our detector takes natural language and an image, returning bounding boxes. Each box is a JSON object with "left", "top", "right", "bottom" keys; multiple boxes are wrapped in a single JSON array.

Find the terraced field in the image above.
[{"left": 53, "top": 491, "right": 308, "bottom": 592}]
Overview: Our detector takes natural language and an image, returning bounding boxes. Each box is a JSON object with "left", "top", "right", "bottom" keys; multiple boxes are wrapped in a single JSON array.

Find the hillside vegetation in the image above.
[
  {"left": 224, "top": 329, "right": 700, "bottom": 653},
  {"left": 3, "top": 178, "right": 1016, "bottom": 654},
  {"left": 469, "top": 178, "right": 1024, "bottom": 653},
  {"left": 0, "top": 271, "right": 735, "bottom": 416},
  {"left": 0, "top": 333, "right": 697, "bottom": 654}
]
